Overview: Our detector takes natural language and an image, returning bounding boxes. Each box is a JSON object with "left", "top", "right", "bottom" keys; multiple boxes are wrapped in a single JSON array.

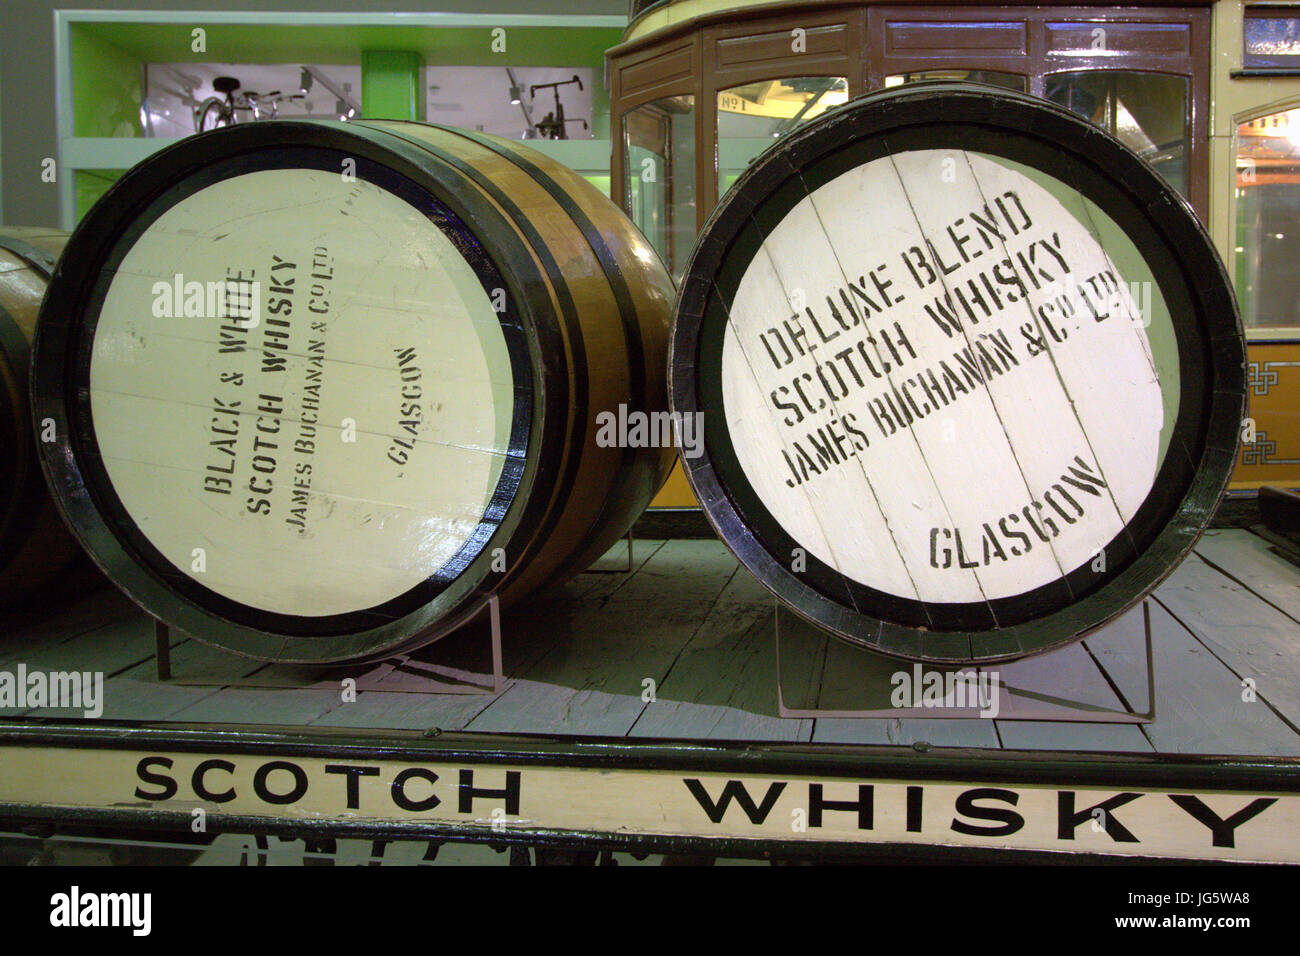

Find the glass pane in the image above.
[
  {"left": 883, "top": 70, "right": 1027, "bottom": 93},
  {"left": 1046, "top": 72, "right": 1189, "bottom": 197},
  {"left": 624, "top": 95, "right": 695, "bottom": 280},
  {"left": 1236, "top": 107, "right": 1300, "bottom": 329},
  {"left": 717, "top": 77, "right": 848, "bottom": 196},
  {"left": 1244, "top": 8, "right": 1300, "bottom": 68}
]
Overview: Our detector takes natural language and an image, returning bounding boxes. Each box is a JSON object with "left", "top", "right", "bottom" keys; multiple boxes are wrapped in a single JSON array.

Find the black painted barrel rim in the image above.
[
  {"left": 671, "top": 84, "right": 1245, "bottom": 663},
  {"left": 32, "top": 121, "right": 567, "bottom": 663}
]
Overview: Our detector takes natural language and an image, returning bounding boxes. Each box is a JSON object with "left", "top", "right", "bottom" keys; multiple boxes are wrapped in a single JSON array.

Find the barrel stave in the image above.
[{"left": 0, "top": 228, "right": 87, "bottom": 608}]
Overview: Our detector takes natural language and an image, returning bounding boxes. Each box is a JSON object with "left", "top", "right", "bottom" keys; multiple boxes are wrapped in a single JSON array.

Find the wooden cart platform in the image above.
[{"left": 0, "top": 526, "right": 1297, "bottom": 863}]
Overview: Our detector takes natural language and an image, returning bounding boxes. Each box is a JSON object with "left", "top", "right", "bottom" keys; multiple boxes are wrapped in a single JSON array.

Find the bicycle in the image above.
[{"left": 194, "top": 76, "right": 304, "bottom": 132}]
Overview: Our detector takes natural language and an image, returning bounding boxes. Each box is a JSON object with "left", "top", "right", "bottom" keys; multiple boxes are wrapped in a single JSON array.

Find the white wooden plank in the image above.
[
  {"left": 464, "top": 539, "right": 740, "bottom": 736},
  {"left": 994, "top": 719, "right": 1152, "bottom": 753},
  {"left": 169, "top": 687, "right": 348, "bottom": 726},
  {"left": 1194, "top": 528, "right": 1300, "bottom": 623},
  {"left": 88, "top": 677, "right": 225, "bottom": 722},
  {"left": 83, "top": 639, "right": 265, "bottom": 721},
  {"left": 1087, "top": 600, "right": 1300, "bottom": 756},
  {"left": 309, "top": 689, "right": 497, "bottom": 731},
  {"left": 1155, "top": 553, "right": 1300, "bottom": 731},
  {"left": 628, "top": 569, "right": 813, "bottom": 742}
]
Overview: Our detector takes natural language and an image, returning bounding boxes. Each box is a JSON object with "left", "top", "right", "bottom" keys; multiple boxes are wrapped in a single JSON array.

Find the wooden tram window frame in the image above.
[
  {"left": 611, "top": 34, "right": 700, "bottom": 273},
  {"left": 609, "top": 3, "right": 1212, "bottom": 231}
]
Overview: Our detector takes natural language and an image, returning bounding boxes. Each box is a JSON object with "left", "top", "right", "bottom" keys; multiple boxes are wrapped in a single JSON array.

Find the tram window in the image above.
[
  {"left": 717, "top": 77, "right": 848, "bottom": 198},
  {"left": 624, "top": 95, "right": 695, "bottom": 280},
  {"left": 1244, "top": 7, "right": 1300, "bottom": 69},
  {"left": 1236, "top": 106, "right": 1300, "bottom": 330},
  {"left": 1046, "top": 71, "right": 1189, "bottom": 198},
  {"left": 883, "top": 70, "right": 1027, "bottom": 93}
]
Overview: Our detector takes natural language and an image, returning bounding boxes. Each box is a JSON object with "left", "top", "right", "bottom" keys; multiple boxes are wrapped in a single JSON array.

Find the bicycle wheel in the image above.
[{"left": 195, "top": 97, "right": 232, "bottom": 132}]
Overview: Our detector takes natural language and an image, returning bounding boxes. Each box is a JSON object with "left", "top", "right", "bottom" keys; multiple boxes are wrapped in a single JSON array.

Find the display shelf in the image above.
[
  {"left": 0, "top": 528, "right": 1297, "bottom": 862},
  {"left": 60, "top": 136, "right": 612, "bottom": 199},
  {"left": 53, "top": 10, "right": 624, "bottom": 227}
]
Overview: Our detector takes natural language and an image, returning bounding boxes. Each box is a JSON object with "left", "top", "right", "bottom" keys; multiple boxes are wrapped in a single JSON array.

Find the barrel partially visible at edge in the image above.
[{"left": 0, "top": 228, "right": 87, "bottom": 608}]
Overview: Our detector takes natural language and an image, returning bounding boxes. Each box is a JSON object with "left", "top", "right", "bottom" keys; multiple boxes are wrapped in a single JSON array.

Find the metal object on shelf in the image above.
[
  {"left": 584, "top": 530, "right": 635, "bottom": 574},
  {"left": 154, "top": 596, "right": 505, "bottom": 695}
]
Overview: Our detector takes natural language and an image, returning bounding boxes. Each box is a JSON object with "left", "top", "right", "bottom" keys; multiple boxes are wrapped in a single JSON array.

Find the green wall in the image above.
[{"left": 71, "top": 27, "right": 144, "bottom": 138}]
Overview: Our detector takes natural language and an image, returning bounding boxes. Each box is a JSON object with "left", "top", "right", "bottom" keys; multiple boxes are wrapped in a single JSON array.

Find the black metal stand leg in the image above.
[
  {"left": 154, "top": 619, "right": 171, "bottom": 681},
  {"left": 588, "top": 531, "right": 634, "bottom": 574},
  {"left": 1139, "top": 600, "right": 1156, "bottom": 721},
  {"left": 488, "top": 595, "right": 505, "bottom": 695}
]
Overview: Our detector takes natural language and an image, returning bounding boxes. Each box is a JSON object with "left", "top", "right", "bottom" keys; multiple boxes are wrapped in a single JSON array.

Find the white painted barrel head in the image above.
[
  {"left": 32, "top": 128, "right": 543, "bottom": 663},
  {"left": 672, "top": 85, "right": 1245, "bottom": 663}
]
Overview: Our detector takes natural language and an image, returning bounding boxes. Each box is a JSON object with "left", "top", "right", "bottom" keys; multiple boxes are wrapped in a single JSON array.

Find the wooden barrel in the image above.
[
  {"left": 0, "top": 228, "right": 88, "bottom": 608},
  {"left": 671, "top": 85, "right": 1246, "bottom": 664},
  {"left": 33, "top": 121, "right": 675, "bottom": 663}
]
